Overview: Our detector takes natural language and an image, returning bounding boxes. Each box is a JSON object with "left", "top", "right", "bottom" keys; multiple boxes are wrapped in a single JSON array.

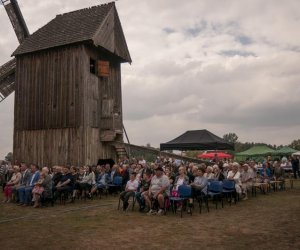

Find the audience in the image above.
[{"left": 0, "top": 154, "right": 295, "bottom": 213}]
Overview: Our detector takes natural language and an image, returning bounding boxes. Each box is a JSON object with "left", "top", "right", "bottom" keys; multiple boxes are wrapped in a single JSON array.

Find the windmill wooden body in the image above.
[{"left": 0, "top": 1, "right": 131, "bottom": 166}]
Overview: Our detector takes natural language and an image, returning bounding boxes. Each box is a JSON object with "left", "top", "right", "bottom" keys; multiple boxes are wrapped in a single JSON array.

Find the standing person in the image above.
[
  {"left": 291, "top": 155, "right": 300, "bottom": 179},
  {"left": 0, "top": 162, "right": 8, "bottom": 190},
  {"left": 3, "top": 165, "right": 22, "bottom": 203}
]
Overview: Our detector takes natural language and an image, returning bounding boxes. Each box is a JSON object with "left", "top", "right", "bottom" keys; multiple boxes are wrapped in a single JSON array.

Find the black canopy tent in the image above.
[{"left": 160, "top": 129, "right": 234, "bottom": 151}]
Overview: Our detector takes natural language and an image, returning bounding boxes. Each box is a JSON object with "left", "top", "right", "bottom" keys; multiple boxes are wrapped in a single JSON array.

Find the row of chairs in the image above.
[
  {"left": 168, "top": 180, "right": 237, "bottom": 218},
  {"left": 117, "top": 180, "right": 238, "bottom": 218}
]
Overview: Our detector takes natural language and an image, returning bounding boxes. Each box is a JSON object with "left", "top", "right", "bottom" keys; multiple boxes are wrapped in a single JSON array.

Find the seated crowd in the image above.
[{"left": 0, "top": 156, "right": 294, "bottom": 213}]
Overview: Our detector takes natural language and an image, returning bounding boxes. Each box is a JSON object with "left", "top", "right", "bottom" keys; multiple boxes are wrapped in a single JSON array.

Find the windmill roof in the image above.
[{"left": 13, "top": 2, "right": 131, "bottom": 62}]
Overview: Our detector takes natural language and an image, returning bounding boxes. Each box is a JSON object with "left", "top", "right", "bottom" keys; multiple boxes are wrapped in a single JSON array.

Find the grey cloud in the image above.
[
  {"left": 220, "top": 50, "right": 256, "bottom": 57},
  {"left": 163, "top": 27, "right": 176, "bottom": 34},
  {"left": 236, "top": 35, "right": 252, "bottom": 45},
  {"left": 184, "top": 21, "right": 207, "bottom": 37},
  {"left": 1, "top": 0, "right": 300, "bottom": 157}
]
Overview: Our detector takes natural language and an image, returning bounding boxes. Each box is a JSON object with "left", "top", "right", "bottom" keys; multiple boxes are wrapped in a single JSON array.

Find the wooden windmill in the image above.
[{"left": 0, "top": 0, "right": 131, "bottom": 166}]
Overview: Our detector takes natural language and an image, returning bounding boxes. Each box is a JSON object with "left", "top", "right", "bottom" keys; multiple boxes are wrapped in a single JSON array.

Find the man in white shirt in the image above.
[
  {"left": 240, "top": 164, "right": 253, "bottom": 200},
  {"left": 227, "top": 162, "right": 242, "bottom": 195},
  {"left": 120, "top": 172, "right": 139, "bottom": 211},
  {"left": 144, "top": 166, "right": 170, "bottom": 215}
]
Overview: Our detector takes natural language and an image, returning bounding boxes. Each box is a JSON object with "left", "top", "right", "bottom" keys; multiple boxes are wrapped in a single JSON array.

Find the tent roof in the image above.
[
  {"left": 275, "top": 146, "right": 297, "bottom": 155},
  {"left": 235, "top": 145, "right": 275, "bottom": 156},
  {"left": 160, "top": 129, "right": 234, "bottom": 151}
]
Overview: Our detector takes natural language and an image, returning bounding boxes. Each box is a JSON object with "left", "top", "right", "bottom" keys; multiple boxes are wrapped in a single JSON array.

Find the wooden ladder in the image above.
[{"left": 114, "top": 144, "right": 129, "bottom": 160}]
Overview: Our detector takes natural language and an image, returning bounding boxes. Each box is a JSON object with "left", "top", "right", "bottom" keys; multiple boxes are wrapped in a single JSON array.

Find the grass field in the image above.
[{"left": 1, "top": 183, "right": 300, "bottom": 250}]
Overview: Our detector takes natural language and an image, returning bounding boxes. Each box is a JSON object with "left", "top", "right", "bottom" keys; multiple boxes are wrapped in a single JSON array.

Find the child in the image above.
[{"left": 32, "top": 172, "right": 45, "bottom": 207}]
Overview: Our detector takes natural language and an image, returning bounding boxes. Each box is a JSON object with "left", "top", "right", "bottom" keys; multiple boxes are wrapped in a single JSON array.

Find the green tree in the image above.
[
  {"left": 289, "top": 139, "right": 300, "bottom": 150},
  {"left": 223, "top": 133, "right": 239, "bottom": 144},
  {"left": 5, "top": 152, "right": 13, "bottom": 162}
]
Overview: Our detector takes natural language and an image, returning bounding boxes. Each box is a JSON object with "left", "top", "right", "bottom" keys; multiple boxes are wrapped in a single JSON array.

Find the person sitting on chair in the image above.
[
  {"left": 171, "top": 166, "right": 189, "bottom": 211},
  {"left": 213, "top": 165, "right": 225, "bottom": 181},
  {"left": 3, "top": 165, "right": 21, "bottom": 203},
  {"left": 120, "top": 172, "right": 139, "bottom": 211},
  {"left": 32, "top": 167, "right": 52, "bottom": 208},
  {"left": 240, "top": 164, "right": 253, "bottom": 200},
  {"left": 204, "top": 166, "right": 215, "bottom": 180},
  {"left": 54, "top": 166, "right": 74, "bottom": 201},
  {"left": 189, "top": 167, "right": 208, "bottom": 213},
  {"left": 274, "top": 161, "right": 285, "bottom": 188},
  {"left": 144, "top": 166, "right": 170, "bottom": 216},
  {"left": 136, "top": 171, "right": 152, "bottom": 212},
  {"left": 89, "top": 166, "right": 110, "bottom": 197},
  {"left": 14, "top": 163, "right": 31, "bottom": 202},
  {"left": 17, "top": 164, "right": 40, "bottom": 206},
  {"left": 227, "top": 162, "right": 242, "bottom": 196}
]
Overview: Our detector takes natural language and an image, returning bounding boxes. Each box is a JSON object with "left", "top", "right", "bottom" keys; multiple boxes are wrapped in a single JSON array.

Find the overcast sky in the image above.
[{"left": 0, "top": 0, "right": 300, "bottom": 158}]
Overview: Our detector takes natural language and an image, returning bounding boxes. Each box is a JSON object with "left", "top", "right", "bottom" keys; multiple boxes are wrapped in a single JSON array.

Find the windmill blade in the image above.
[
  {"left": 0, "top": 59, "right": 16, "bottom": 103},
  {"left": 0, "top": 0, "right": 29, "bottom": 102},
  {"left": 1, "top": 0, "right": 29, "bottom": 43}
]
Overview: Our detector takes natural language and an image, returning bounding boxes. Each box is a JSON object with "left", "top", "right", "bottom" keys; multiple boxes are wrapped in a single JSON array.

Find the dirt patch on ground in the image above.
[{"left": 0, "top": 187, "right": 299, "bottom": 250}]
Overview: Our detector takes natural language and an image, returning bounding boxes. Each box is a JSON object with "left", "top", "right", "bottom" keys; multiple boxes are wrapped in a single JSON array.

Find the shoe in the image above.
[
  {"left": 33, "top": 202, "right": 40, "bottom": 208},
  {"left": 177, "top": 207, "right": 182, "bottom": 212},
  {"left": 147, "top": 209, "right": 157, "bottom": 216},
  {"left": 157, "top": 209, "right": 164, "bottom": 216},
  {"left": 2, "top": 199, "right": 8, "bottom": 203},
  {"left": 17, "top": 203, "right": 24, "bottom": 206},
  {"left": 242, "top": 197, "right": 248, "bottom": 201},
  {"left": 187, "top": 208, "right": 192, "bottom": 214}
]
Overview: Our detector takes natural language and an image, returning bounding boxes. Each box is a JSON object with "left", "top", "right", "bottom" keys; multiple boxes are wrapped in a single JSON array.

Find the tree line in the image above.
[{"left": 223, "top": 133, "right": 300, "bottom": 152}]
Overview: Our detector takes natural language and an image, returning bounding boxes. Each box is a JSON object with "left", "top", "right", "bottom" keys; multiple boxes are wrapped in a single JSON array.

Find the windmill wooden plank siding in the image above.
[{"left": 12, "top": 3, "right": 131, "bottom": 167}]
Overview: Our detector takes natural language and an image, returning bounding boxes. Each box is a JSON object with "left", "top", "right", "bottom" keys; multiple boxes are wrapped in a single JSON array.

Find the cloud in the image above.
[{"left": 0, "top": 0, "right": 300, "bottom": 158}]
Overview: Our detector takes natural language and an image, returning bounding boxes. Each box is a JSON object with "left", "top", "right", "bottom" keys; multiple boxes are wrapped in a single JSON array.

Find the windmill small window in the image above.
[{"left": 90, "top": 58, "right": 96, "bottom": 74}]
